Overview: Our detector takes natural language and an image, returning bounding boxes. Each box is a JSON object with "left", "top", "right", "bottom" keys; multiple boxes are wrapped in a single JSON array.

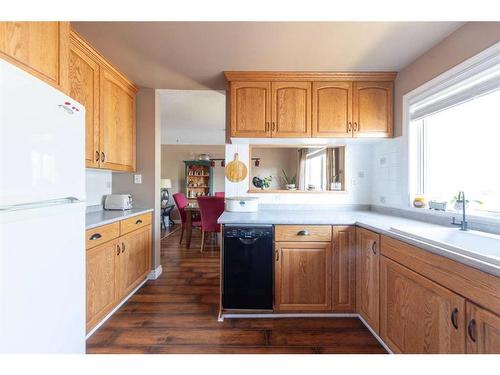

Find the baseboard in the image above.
[
  {"left": 148, "top": 265, "right": 163, "bottom": 280},
  {"left": 85, "top": 277, "right": 149, "bottom": 340},
  {"left": 357, "top": 315, "right": 393, "bottom": 354}
]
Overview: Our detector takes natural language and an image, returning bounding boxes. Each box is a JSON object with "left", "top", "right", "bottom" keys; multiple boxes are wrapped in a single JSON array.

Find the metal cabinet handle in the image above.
[
  {"left": 116, "top": 244, "right": 121, "bottom": 256},
  {"left": 297, "top": 230, "right": 309, "bottom": 236},
  {"left": 89, "top": 233, "right": 102, "bottom": 241},
  {"left": 272, "top": 122, "right": 276, "bottom": 132},
  {"left": 95, "top": 151, "right": 100, "bottom": 162},
  {"left": 468, "top": 319, "right": 477, "bottom": 342},
  {"left": 451, "top": 308, "right": 459, "bottom": 329},
  {"left": 371, "top": 240, "right": 377, "bottom": 255},
  {"left": 121, "top": 242, "right": 125, "bottom": 253},
  {"left": 353, "top": 122, "right": 358, "bottom": 131},
  {"left": 136, "top": 219, "right": 143, "bottom": 224},
  {"left": 347, "top": 122, "right": 352, "bottom": 131},
  {"left": 275, "top": 249, "right": 279, "bottom": 262},
  {"left": 101, "top": 152, "right": 105, "bottom": 162}
]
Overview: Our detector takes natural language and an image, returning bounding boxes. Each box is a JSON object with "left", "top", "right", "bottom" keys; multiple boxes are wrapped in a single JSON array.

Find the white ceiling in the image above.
[
  {"left": 159, "top": 90, "right": 226, "bottom": 145},
  {"left": 72, "top": 22, "right": 465, "bottom": 90}
]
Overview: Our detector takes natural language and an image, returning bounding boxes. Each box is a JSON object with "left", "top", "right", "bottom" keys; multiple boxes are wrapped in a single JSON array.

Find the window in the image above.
[
  {"left": 409, "top": 46, "right": 500, "bottom": 215},
  {"left": 305, "top": 148, "right": 326, "bottom": 190}
]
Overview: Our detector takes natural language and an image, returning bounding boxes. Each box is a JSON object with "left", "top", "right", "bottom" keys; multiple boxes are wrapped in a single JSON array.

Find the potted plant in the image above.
[
  {"left": 261, "top": 176, "right": 272, "bottom": 190},
  {"left": 281, "top": 169, "right": 297, "bottom": 190},
  {"left": 450, "top": 194, "right": 483, "bottom": 211}
]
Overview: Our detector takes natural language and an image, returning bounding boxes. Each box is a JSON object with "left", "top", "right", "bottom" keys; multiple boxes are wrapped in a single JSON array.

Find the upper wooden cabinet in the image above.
[
  {"left": 466, "top": 302, "right": 500, "bottom": 354},
  {"left": 312, "top": 82, "right": 353, "bottom": 137},
  {"left": 356, "top": 227, "right": 380, "bottom": 333},
  {"left": 99, "top": 67, "right": 136, "bottom": 171},
  {"left": 0, "top": 22, "right": 69, "bottom": 93},
  {"left": 69, "top": 30, "right": 137, "bottom": 172},
  {"left": 271, "top": 82, "right": 311, "bottom": 137},
  {"left": 225, "top": 72, "right": 396, "bottom": 139},
  {"left": 70, "top": 34, "right": 100, "bottom": 168},
  {"left": 229, "top": 81, "right": 271, "bottom": 137},
  {"left": 380, "top": 257, "right": 466, "bottom": 353},
  {"left": 275, "top": 241, "right": 332, "bottom": 311},
  {"left": 353, "top": 81, "right": 393, "bottom": 137}
]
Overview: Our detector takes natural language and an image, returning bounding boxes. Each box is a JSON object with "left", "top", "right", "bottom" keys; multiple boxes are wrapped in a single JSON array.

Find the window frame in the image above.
[{"left": 403, "top": 41, "right": 500, "bottom": 221}]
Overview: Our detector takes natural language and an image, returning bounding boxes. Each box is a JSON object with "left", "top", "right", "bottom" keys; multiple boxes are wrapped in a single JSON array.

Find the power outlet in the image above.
[{"left": 133, "top": 174, "right": 142, "bottom": 184}]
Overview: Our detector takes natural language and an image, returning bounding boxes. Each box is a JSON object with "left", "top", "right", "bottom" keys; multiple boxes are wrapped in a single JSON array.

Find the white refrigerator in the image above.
[{"left": 0, "top": 59, "right": 86, "bottom": 353}]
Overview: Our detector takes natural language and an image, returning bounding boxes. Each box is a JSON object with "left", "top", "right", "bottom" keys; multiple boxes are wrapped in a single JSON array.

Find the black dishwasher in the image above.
[{"left": 222, "top": 225, "right": 273, "bottom": 310}]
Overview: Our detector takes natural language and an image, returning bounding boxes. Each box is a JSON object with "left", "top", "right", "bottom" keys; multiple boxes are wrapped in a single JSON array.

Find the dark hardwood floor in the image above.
[{"left": 86, "top": 229, "right": 386, "bottom": 354}]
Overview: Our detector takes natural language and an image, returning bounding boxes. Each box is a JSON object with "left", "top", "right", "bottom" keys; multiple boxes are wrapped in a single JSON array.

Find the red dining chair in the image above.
[
  {"left": 173, "top": 192, "right": 201, "bottom": 245},
  {"left": 197, "top": 196, "right": 225, "bottom": 253},
  {"left": 214, "top": 192, "right": 225, "bottom": 198}
]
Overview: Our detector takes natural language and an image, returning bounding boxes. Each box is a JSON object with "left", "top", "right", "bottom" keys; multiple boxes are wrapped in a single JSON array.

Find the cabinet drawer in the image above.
[
  {"left": 275, "top": 225, "right": 332, "bottom": 242},
  {"left": 86, "top": 222, "right": 120, "bottom": 249},
  {"left": 120, "top": 212, "right": 152, "bottom": 235}
]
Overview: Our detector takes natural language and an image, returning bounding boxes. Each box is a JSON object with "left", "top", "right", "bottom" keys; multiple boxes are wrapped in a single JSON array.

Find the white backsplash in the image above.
[{"left": 85, "top": 169, "right": 112, "bottom": 206}]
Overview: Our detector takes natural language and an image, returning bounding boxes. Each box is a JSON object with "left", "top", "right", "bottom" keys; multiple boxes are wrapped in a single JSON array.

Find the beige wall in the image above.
[
  {"left": 394, "top": 22, "right": 500, "bottom": 136},
  {"left": 250, "top": 147, "right": 298, "bottom": 190},
  {"left": 113, "top": 88, "right": 161, "bottom": 271},
  {"left": 161, "top": 144, "right": 225, "bottom": 220}
]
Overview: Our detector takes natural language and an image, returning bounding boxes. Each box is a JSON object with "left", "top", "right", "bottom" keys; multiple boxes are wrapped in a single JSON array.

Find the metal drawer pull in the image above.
[
  {"left": 116, "top": 244, "right": 121, "bottom": 256},
  {"left": 95, "top": 151, "right": 100, "bottom": 162},
  {"left": 122, "top": 242, "right": 126, "bottom": 253},
  {"left": 450, "top": 308, "right": 459, "bottom": 329},
  {"left": 297, "top": 230, "right": 309, "bottom": 236},
  {"left": 468, "top": 319, "right": 477, "bottom": 342},
  {"left": 136, "top": 219, "right": 143, "bottom": 224},
  {"left": 89, "top": 233, "right": 102, "bottom": 241},
  {"left": 101, "top": 152, "right": 105, "bottom": 162},
  {"left": 371, "top": 241, "right": 377, "bottom": 255},
  {"left": 275, "top": 249, "right": 279, "bottom": 261}
]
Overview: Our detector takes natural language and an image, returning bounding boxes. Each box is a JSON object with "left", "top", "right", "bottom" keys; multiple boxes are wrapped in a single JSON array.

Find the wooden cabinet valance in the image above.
[{"left": 225, "top": 71, "right": 396, "bottom": 139}]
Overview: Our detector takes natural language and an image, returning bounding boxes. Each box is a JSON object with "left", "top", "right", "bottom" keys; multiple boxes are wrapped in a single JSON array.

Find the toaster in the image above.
[{"left": 104, "top": 194, "right": 133, "bottom": 210}]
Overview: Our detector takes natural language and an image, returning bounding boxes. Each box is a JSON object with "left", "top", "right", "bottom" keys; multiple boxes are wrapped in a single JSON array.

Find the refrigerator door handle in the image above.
[{"left": 0, "top": 197, "right": 84, "bottom": 212}]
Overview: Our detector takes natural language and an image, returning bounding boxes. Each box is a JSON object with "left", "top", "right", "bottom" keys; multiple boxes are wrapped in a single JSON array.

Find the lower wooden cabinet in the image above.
[
  {"left": 86, "top": 239, "right": 119, "bottom": 332},
  {"left": 356, "top": 227, "right": 380, "bottom": 333},
  {"left": 116, "top": 225, "right": 151, "bottom": 298},
  {"left": 466, "top": 302, "right": 500, "bottom": 353},
  {"left": 332, "top": 226, "right": 356, "bottom": 312},
  {"left": 380, "top": 256, "right": 466, "bottom": 353},
  {"left": 274, "top": 241, "right": 332, "bottom": 311},
  {"left": 85, "top": 214, "right": 152, "bottom": 333}
]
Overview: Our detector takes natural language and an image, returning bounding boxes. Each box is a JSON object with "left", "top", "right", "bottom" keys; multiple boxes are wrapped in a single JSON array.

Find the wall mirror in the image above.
[{"left": 249, "top": 146, "right": 346, "bottom": 193}]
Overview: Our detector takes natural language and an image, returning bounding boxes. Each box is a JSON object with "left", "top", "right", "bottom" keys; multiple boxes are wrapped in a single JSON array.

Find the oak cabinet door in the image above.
[
  {"left": 99, "top": 67, "right": 136, "bottom": 172},
  {"left": 86, "top": 239, "right": 119, "bottom": 332},
  {"left": 271, "top": 82, "right": 312, "bottom": 137},
  {"left": 356, "top": 227, "right": 380, "bottom": 332},
  {"left": 466, "top": 302, "right": 500, "bottom": 353},
  {"left": 380, "top": 257, "right": 466, "bottom": 353},
  {"left": 117, "top": 225, "right": 151, "bottom": 299},
  {"left": 275, "top": 242, "right": 332, "bottom": 311},
  {"left": 353, "top": 81, "right": 393, "bottom": 138},
  {"left": 312, "top": 82, "right": 353, "bottom": 137},
  {"left": 0, "top": 22, "right": 69, "bottom": 93},
  {"left": 332, "top": 226, "right": 356, "bottom": 312},
  {"left": 230, "top": 81, "right": 271, "bottom": 137},
  {"left": 69, "top": 33, "right": 100, "bottom": 169}
]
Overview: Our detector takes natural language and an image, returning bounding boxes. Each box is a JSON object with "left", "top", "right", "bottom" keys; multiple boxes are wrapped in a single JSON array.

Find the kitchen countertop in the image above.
[
  {"left": 218, "top": 209, "right": 500, "bottom": 277},
  {"left": 86, "top": 207, "right": 154, "bottom": 230}
]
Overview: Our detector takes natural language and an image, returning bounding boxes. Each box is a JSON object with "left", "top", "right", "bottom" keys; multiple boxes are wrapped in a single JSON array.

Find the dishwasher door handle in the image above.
[{"left": 238, "top": 237, "right": 259, "bottom": 245}]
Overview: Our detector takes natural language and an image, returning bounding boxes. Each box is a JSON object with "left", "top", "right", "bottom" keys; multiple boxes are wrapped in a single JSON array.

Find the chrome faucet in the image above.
[{"left": 451, "top": 191, "right": 468, "bottom": 231}]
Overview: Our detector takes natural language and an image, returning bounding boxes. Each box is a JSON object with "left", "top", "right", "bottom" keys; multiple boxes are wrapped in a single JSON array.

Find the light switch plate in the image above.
[{"left": 134, "top": 174, "right": 142, "bottom": 184}]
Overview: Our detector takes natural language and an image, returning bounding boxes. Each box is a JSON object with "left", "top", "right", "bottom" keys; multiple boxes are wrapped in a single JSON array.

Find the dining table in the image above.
[{"left": 184, "top": 202, "right": 200, "bottom": 249}]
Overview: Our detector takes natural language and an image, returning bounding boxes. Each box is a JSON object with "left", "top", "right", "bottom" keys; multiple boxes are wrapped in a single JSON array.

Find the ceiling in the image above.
[{"left": 72, "top": 22, "right": 464, "bottom": 90}]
